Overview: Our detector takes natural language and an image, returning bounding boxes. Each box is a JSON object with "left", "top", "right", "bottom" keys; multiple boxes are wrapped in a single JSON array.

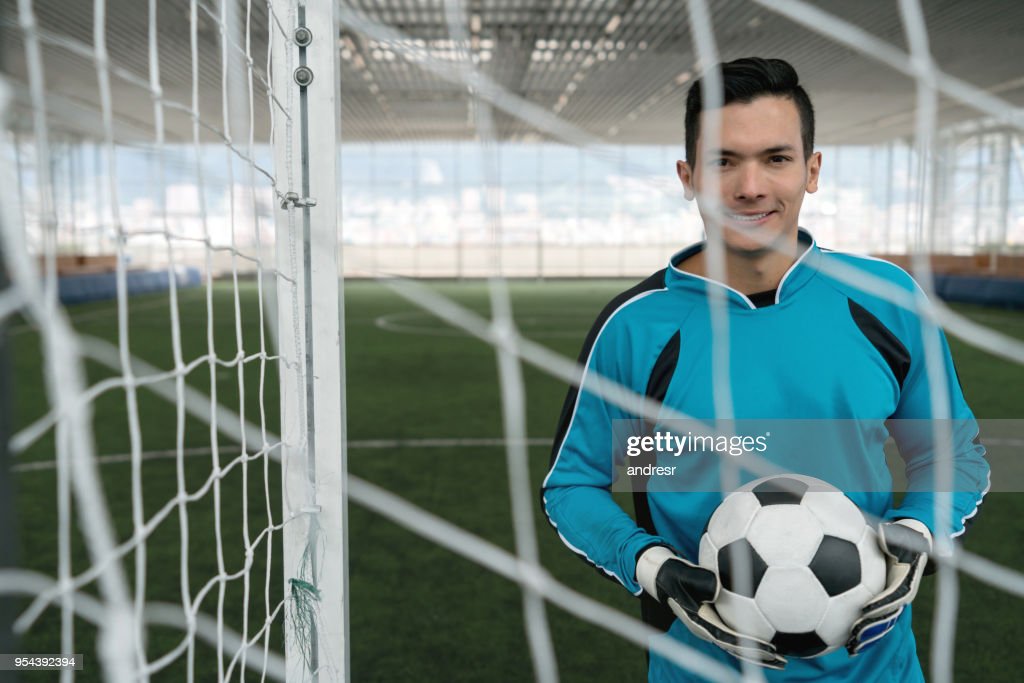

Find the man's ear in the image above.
[
  {"left": 805, "top": 151, "right": 822, "bottom": 194},
  {"left": 676, "top": 160, "right": 695, "bottom": 201}
]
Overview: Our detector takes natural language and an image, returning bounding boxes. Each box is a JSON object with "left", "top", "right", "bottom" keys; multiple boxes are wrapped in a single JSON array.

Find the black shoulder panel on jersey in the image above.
[
  {"left": 848, "top": 298, "right": 911, "bottom": 390},
  {"left": 630, "top": 328, "right": 680, "bottom": 486},
  {"left": 644, "top": 330, "right": 681, "bottom": 407},
  {"left": 635, "top": 329, "right": 683, "bottom": 634}
]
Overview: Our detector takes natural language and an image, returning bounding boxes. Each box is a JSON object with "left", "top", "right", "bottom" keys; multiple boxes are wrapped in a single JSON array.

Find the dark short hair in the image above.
[{"left": 684, "top": 57, "right": 815, "bottom": 165}]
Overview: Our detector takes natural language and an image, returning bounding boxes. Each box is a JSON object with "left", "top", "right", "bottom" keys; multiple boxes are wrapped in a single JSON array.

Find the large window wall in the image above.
[{"left": 10, "top": 132, "right": 1024, "bottom": 278}]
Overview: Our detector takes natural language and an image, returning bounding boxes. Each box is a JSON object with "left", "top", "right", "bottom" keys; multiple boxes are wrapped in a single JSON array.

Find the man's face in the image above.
[{"left": 677, "top": 95, "right": 821, "bottom": 254}]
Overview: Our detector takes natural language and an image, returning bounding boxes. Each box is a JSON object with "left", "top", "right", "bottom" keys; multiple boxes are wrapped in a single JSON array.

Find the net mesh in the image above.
[
  {"left": 331, "top": 2, "right": 1024, "bottom": 682},
  {"left": 1, "top": 0, "right": 295, "bottom": 680},
  {"left": 1, "top": 0, "right": 1023, "bottom": 682}
]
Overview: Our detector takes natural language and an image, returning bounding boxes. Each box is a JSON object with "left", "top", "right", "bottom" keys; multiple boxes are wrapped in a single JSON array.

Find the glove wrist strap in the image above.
[
  {"left": 893, "top": 517, "right": 933, "bottom": 553},
  {"left": 636, "top": 545, "right": 677, "bottom": 598}
]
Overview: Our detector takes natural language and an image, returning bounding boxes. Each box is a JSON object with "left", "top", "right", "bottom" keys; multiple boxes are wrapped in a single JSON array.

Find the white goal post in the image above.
[{"left": 271, "top": 1, "right": 348, "bottom": 681}]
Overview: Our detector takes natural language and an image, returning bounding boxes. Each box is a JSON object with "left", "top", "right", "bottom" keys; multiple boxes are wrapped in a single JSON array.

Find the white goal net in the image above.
[
  {"left": 1, "top": 1, "right": 1023, "bottom": 682},
  {"left": 1, "top": 0, "right": 342, "bottom": 680}
]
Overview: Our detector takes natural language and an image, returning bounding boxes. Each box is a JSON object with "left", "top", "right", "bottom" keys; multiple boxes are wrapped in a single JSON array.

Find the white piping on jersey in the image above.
[
  {"left": 817, "top": 247, "right": 921, "bottom": 287},
  {"left": 774, "top": 232, "right": 817, "bottom": 304},
  {"left": 952, "top": 467, "right": 991, "bottom": 539},
  {"left": 667, "top": 229, "right": 816, "bottom": 309},
  {"left": 819, "top": 248, "right": 943, "bottom": 316},
  {"left": 819, "top": 247, "right": 895, "bottom": 265},
  {"left": 555, "top": 527, "right": 642, "bottom": 596},
  {"left": 667, "top": 264, "right": 757, "bottom": 309},
  {"left": 819, "top": 248, "right": 900, "bottom": 267},
  {"left": 541, "top": 285, "right": 668, "bottom": 590}
]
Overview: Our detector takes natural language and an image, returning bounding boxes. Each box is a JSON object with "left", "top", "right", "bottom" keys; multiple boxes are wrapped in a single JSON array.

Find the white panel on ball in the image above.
[
  {"left": 715, "top": 591, "right": 776, "bottom": 643},
  {"left": 856, "top": 528, "right": 888, "bottom": 594},
  {"left": 748, "top": 505, "right": 824, "bottom": 566},
  {"left": 698, "top": 533, "right": 718, "bottom": 571},
  {"left": 755, "top": 566, "right": 830, "bottom": 633},
  {"left": 815, "top": 583, "right": 875, "bottom": 648},
  {"left": 705, "top": 491, "right": 761, "bottom": 549},
  {"left": 801, "top": 491, "right": 871, "bottom": 544}
]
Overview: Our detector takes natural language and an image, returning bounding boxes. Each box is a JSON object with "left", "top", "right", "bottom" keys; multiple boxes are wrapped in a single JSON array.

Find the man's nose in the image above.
[{"left": 733, "top": 163, "right": 767, "bottom": 200}]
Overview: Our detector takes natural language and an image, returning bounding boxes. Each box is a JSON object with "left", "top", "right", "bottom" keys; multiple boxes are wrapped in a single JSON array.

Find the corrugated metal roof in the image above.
[{"left": 2, "top": 0, "right": 1022, "bottom": 144}]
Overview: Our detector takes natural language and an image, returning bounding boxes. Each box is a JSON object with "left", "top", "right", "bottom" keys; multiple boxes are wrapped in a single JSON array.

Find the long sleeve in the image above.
[
  {"left": 885, "top": 323, "right": 990, "bottom": 539},
  {"left": 541, "top": 285, "right": 672, "bottom": 595}
]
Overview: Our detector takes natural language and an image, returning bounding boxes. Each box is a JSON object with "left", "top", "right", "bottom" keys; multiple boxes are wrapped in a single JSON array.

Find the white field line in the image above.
[
  {"left": 10, "top": 436, "right": 554, "bottom": 472},
  {"left": 374, "top": 310, "right": 587, "bottom": 339},
  {"left": 7, "top": 297, "right": 178, "bottom": 335},
  {"left": 13, "top": 436, "right": 1024, "bottom": 474}
]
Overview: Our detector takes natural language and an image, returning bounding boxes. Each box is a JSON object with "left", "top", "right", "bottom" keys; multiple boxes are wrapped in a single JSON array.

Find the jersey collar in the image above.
[{"left": 664, "top": 228, "right": 819, "bottom": 310}]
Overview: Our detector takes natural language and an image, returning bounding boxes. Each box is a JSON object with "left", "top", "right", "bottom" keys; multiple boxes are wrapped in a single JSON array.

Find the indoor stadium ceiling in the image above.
[{"left": 2, "top": 0, "right": 1023, "bottom": 146}]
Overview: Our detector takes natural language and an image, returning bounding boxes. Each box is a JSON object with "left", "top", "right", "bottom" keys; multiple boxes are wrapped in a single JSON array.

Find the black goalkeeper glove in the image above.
[
  {"left": 637, "top": 545, "right": 787, "bottom": 670},
  {"left": 846, "top": 518, "right": 932, "bottom": 656}
]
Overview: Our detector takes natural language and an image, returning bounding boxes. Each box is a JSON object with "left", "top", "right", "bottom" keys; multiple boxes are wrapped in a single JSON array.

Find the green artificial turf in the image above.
[{"left": 6, "top": 280, "right": 1023, "bottom": 681}]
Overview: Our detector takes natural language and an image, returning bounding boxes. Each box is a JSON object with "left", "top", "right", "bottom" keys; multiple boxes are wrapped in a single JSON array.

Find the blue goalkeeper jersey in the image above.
[{"left": 541, "top": 229, "right": 990, "bottom": 683}]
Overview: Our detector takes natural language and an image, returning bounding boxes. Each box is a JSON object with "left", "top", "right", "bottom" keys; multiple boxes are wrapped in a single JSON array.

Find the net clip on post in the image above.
[{"left": 280, "top": 191, "right": 317, "bottom": 209}]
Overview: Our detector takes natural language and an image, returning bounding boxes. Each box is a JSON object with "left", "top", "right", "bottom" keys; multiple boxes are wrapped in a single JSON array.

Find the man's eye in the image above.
[
  {"left": 711, "top": 158, "right": 730, "bottom": 167},
  {"left": 769, "top": 155, "right": 792, "bottom": 164}
]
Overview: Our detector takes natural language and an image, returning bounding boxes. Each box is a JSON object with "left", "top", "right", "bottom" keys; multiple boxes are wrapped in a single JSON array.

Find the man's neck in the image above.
[{"left": 678, "top": 233, "right": 802, "bottom": 295}]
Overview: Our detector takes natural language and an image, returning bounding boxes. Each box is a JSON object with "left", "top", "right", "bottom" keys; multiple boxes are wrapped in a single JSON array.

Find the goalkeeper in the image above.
[{"left": 540, "top": 57, "right": 989, "bottom": 682}]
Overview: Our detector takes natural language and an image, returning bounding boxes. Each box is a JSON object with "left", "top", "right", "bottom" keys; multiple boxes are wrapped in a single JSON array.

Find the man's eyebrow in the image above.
[{"left": 710, "top": 145, "right": 797, "bottom": 157}]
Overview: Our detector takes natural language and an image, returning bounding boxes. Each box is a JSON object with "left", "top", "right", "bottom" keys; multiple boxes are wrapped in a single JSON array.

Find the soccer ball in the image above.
[{"left": 698, "top": 474, "right": 887, "bottom": 658}]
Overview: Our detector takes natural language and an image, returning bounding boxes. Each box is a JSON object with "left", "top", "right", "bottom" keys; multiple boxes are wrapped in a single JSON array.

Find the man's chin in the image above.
[
  {"left": 721, "top": 226, "right": 795, "bottom": 257},
  {"left": 722, "top": 232, "right": 777, "bottom": 256},
  {"left": 725, "top": 244, "right": 773, "bottom": 260}
]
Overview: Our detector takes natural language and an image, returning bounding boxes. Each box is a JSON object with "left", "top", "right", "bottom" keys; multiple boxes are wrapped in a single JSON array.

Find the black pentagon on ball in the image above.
[
  {"left": 809, "top": 535, "right": 862, "bottom": 596},
  {"left": 717, "top": 539, "right": 768, "bottom": 599},
  {"left": 751, "top": 477, "right": 809, "bottom": 506},
  {"left": 771, "top": 631, "right": 829, "bottom": 657}
]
